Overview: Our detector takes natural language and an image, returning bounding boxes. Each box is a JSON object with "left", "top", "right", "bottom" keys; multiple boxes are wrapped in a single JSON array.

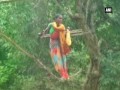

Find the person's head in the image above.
[{"left": 54, "top": 14, "right": 63, "bottom": 24}]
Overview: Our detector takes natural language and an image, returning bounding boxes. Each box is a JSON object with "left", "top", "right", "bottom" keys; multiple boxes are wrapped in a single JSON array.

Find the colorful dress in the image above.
[{"left": 49, "top": 22, "right": 71, "bottom": 79}]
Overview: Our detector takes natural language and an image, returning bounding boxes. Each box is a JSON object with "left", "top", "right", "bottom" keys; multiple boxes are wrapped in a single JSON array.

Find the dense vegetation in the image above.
[{"left": 0, "top": 0, "right": 120, "bottom": 90}]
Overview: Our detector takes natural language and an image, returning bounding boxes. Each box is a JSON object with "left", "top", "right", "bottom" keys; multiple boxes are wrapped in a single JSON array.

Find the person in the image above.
[{"left": 40, "top": 14, "right": 71, "bottom": 80}]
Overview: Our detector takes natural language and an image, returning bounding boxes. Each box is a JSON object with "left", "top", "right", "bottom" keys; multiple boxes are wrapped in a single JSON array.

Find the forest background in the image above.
[{"left": 0, "top": 0, "right": 120, "bottom": 90}]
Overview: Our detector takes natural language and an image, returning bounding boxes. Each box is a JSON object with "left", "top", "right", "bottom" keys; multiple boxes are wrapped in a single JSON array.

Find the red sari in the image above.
[{"left": 49, "top": 22, "right": 70, "bottom": 79}]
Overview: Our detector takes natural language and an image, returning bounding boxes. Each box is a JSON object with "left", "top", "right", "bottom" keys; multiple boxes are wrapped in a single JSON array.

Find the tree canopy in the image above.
[{"left": 0, "top": 0, "right": 120, "bottom": 90}]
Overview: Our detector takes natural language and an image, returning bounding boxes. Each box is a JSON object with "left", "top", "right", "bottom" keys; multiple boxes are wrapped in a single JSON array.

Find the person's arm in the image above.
[
  {"left": 42, "top": 24, "right": 51, "bottom": 34},
  {"left": 38, "top": 23, "right": 52, "bottom": 36},
  {"left": 53, "top": 24, "right": 65, "bottom": 32}
]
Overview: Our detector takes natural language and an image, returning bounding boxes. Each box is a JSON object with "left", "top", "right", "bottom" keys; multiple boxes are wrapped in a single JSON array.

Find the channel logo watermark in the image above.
[{"left": 105, "top": 7, "right": 112, "bottom": 13}]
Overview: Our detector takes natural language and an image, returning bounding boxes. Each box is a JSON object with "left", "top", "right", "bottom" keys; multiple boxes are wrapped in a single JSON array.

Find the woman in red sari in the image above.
[{"left": 41, "top": 14, "right": 71, "bottom": 80}]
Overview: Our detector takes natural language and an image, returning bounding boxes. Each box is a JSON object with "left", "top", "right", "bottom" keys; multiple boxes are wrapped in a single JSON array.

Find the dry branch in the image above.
[
  {"left": 0, "top": 0, "right": 19, "bottom": 3},
  {"left": 40, "top": 29, "right": 92, "bottom": 38},
  {"left": 0, "top": 29, "right": 83, "bottom": 80},
  {"left": 0, "top": 29, "right": 59, "bottom": 80}
]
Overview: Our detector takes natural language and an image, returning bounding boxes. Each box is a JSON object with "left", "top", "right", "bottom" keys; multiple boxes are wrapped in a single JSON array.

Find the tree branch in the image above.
[
  {"left": 0, "top": 0, "right": 19, "bottom": 3},
  {"left": 0, "top": 29, "right": 59, "bottom": 80},
  {"left": 85, "top": 0, "right": 91, "bottom": 20},
  {"left": 39, "top": 30, "right": 93, "bottom": 38},
  {"left": 54, "top": 0, "right": 81, "bottom": 20},
  {"left": 0, "top": 29, "right": 83, "bottom": 80},
  {"left": 69, "top": 69, "right": 82, "bottom": 79}
]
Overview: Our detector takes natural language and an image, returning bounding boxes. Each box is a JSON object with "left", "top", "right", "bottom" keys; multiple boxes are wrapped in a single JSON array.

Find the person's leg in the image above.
[
  {"left": 56, "top": 48, "right": 66, "bottom": 78},
  {"left": 50, "top": 39, "right": 68, "bottom": 79},
  {"left": 50, "top": 47, "right": 60, "bottom": 71},
  {"left": 50, "top": 46, "right": 66, "bottom": 79},
  {"left": 62, "top": 55, "right": 69, "bottom": 79},
  {"left": 50, "top": 39, "right": 61, "bottom": 72}
]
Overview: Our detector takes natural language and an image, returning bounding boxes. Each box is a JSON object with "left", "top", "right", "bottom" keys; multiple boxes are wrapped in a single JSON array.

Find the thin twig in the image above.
[
  {"left": 33, "top": 0, "right": 41, "bottom": 8},
  {"left": 69, "top": 69, "right": 82, "bottom": 78}
]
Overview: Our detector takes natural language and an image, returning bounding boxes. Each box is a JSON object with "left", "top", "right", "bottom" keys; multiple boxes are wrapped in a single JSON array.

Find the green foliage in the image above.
[
  {"left": 100, "top": 51, "right": 120, "bottom": 90},
  {"left": 0, "top": 60, "right": 17, "bottom": 89},
  {"left": 0, "top": 0, "right": 120, "bottom": 90}
]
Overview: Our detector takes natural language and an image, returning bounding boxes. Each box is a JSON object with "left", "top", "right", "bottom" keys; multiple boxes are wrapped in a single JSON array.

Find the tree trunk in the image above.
[
  {"left": 74, "top": 0, "right": 101, "bottom": 90},
  {"left": 81, "top": 21, "right": 101, "bottom": 90},
  {"left": 50, "top": 0, "right": 101, "bottom": 89}
]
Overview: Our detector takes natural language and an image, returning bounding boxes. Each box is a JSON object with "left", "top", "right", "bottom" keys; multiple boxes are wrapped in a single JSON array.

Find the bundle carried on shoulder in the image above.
[{"left": 66, "top": 28, "right": 72, "bottom": 46}]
